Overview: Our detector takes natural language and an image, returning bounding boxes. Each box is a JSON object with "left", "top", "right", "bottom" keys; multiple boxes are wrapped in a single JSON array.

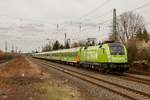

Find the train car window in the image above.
[
  {"left": 73, "top": 52, "right": 77, "bottom": 56},
  {"left": 109, "top": 43, "right": 125, "bottom": 55},
  {"left": 102, "top": 48, "right": 105, "bottom": 53},
  {"left": 73, "top": 52, "right": 75, "bottom": 56}
]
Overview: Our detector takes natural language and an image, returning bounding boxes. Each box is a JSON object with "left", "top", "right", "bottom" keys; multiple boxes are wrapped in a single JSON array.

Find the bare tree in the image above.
[
  {"left": 42, "top": 42, "right": 52, "bottom": 52},
  {"left": 116, "top": 11, "right": 145, "bottom": 43},
  {"left": 78, "top": 40, "right": 86, "bottom": 47},
  {"left": 71, "top": 42, "right": 80, "bottom": 48},
  {"left": 109, "top": 33, "right": 116, "bottom": 41},
  {"left": 143, "top": 28, "right": 149, "bottom": 42}
]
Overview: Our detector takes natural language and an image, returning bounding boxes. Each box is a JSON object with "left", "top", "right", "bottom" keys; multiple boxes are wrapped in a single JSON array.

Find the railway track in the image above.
[
  {"left": 129, "top": 70, "right": 150, "bottom": 77},
  {"left": 118, "top": 74, "right": 150, "bottom": 86},
  {"left": 0, "top": 57, "right": 13, "bottom": 64},
  {"left": 32, "top": 58, "right": 150, "bottom": 100}
]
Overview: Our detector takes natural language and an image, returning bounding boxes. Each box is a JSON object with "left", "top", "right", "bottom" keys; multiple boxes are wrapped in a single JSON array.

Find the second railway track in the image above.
[
  {"left": 117, "top": 74, "right": 150, "bottom": 86},
  {"left": 32, "top": 58, "right": 150, "bottom": 100}
]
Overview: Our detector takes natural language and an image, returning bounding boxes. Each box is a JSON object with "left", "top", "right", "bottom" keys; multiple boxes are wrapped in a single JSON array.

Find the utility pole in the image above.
[
  {"left": 64, "top": 33, "right": 67, "bottom": 48},
  {"left": 113, "top": 8, "right": 118, "bottom": 41},
  {"left": 15, "top": 46, "right": 18, "bottom": 53},
  {"left": 99, "top": 25, "right": 100, "bottom": 31},
  {"left": 5, "top": 40, "right": 7, "bottom": 53},
  {"left": 57, "top": 24, "right": 59, "bottom": 31},
  {"left": 11, "top": 44, "right": 14, "bottom": 53},
  {"left": 79, "top": 23, "right": 82, "bottom": 32}
]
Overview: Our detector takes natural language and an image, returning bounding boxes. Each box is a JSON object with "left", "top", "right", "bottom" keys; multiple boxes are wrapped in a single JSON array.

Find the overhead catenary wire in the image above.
[
  {"left": 2, "top": 1, "right": 150, "bottom": 34},
  {"left": 78, "top": 2, "right": 150, "bottom": 33},
  {"left": 97, "top": 2, "right": 150, "bottom": 25},
  {"left": 130, "top": 2, "right": 150, "bottom": 11},
  {"left": 0, "top": 14, "right": 60, "bottom": 28},
  {"left": 79, "top": 10, "right": 112, "bottom": 23},
  {"left": 73, "top": 0, "right": 112, "bottom": 22}
]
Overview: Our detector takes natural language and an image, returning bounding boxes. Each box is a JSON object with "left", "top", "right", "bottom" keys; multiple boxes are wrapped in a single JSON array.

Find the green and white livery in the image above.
[{"left": 33, "top": 42, "right": 129, "bottom": 73}]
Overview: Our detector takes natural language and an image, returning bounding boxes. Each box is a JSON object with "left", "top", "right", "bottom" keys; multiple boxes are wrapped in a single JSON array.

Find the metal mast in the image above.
[{"left": 113, "top": 8, "right": 118, "bottom": 41}]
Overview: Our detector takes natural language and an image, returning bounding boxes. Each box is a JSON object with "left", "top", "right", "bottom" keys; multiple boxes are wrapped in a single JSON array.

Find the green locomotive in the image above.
[{"left": 33, "top": 42, "right": 129, "bottom": 73}]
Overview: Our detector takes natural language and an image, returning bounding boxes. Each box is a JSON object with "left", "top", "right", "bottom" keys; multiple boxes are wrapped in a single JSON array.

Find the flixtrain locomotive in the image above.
[{"left": 32, "top": 41, "right": 129, "bottom": 73}]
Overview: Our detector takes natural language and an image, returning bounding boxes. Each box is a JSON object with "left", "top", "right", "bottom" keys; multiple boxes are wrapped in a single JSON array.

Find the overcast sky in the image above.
[{"left": 0, "top": 0, "right": 150, "bottom": 52}]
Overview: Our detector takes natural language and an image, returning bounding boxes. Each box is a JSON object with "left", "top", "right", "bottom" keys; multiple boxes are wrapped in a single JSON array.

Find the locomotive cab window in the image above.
[{"left": 108, "top": 43, "right": 125, "bottom": 55}]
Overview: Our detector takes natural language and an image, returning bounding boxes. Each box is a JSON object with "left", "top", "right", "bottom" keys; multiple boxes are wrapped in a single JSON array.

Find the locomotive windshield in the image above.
[{"left": 108, "top": 43, "right": 125, "bottom": 55}]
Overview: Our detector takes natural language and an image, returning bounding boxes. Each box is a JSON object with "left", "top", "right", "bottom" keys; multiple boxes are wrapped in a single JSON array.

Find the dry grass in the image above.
[{"left": 0, "top": 56, "right": 84, "bottom": 100}]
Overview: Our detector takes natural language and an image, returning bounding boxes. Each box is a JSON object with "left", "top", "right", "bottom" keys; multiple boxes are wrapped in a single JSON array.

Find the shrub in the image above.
[{"left": 126, "top": 39, "right": 138, "bottom": 63}]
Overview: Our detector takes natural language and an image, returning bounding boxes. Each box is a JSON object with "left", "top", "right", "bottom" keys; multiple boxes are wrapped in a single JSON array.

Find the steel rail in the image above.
[{"left": 118, "top": 74, "right": 150, "bottom": 86}]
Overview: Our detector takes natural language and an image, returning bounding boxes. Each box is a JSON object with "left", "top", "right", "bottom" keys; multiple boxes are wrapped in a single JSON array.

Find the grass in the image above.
[
  {"left": 33, "top": 82, "right": 75, "bottom": 100},
  {"left": 47, "top": 85, "right": 75, "bottom": 100},
  {"left": 47, "top": 87, "right": 65, "bottom": 100}
]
